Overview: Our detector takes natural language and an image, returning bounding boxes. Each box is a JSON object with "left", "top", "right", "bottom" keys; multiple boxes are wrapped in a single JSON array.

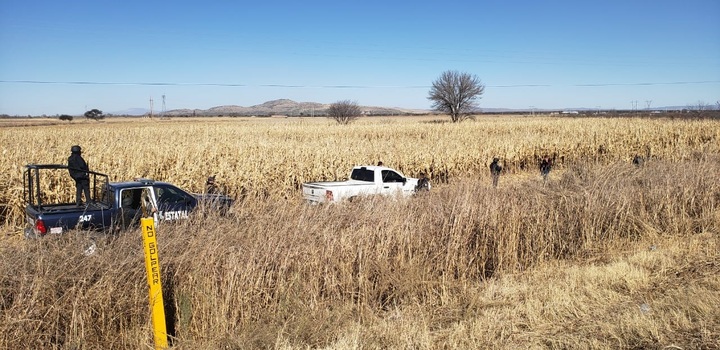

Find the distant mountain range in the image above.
[
  {"left": 112, "top": 99, "right": 429, "bottom": 117},
  {"left": 110, "top": 99, "right": 703, "bottom": 116}
]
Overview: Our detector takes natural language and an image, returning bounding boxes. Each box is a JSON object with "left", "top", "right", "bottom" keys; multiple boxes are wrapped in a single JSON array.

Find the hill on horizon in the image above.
[
  {"left": 157, "top": 99, "right": 428, "bottom": 117},
  {"left": 111, "top": 99, "right": 550, "bottom": 117},
  {"left": 110, "top": 99, "right": 704, "bottom": 117}
]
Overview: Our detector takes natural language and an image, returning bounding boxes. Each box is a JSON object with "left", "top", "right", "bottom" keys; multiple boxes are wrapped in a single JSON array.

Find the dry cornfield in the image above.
[
  {"left": 0, "top": 115, "right": 718, "bottom": 231},
  {"left": 1, "top": 115, "right": 719, "bottom": 349}
]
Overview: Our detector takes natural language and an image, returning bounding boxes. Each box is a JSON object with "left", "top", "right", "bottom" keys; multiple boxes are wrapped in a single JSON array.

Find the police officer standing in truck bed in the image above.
[{"left": 68, "top": 145, "right": 91, "bottom": 206}]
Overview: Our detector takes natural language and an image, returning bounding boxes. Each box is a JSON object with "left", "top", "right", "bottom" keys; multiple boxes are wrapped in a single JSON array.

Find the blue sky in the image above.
[{"left": 1, "top": 0, "right": 718, "bottom": 115}]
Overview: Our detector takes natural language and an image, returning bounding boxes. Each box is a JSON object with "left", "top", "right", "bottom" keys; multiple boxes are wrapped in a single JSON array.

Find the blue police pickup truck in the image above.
[{"left": 23, "top": 164, "right": 233, "bottom": 238}]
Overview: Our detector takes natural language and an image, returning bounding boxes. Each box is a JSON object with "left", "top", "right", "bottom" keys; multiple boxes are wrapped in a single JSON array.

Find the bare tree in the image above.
[
  {"left": 428, "top": 70, "right": 485, "bottom": 122},
  {"left": 327, "top": 100, "right": 362, "bottom": 125},
  {"left": 695, "top": 101, "right": 709, "bottom": 111}
]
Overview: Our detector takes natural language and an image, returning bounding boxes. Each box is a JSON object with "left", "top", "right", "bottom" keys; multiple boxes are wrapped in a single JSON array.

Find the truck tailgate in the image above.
[
  {"left": 25, "top": 202, "right": 113, "bottom": 237},
  {"left": 302, "top": 183, "right": 332, "bottom": 203}
]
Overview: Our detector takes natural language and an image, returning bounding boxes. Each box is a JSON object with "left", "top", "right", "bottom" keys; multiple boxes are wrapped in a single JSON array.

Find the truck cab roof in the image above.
[
  {"left": 108, "top": 180, "right": 173, "bottom": 190},
  {"left": 354, "top": 165, "right": 394, "bottom": 171}
]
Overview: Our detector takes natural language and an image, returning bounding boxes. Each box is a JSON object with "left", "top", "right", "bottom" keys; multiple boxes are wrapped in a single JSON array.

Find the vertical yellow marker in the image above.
[{"left": 141, "top": 217, "right": 168, "bottom": 349}]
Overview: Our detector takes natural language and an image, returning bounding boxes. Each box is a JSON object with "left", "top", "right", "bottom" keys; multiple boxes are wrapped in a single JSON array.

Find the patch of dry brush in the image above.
[{"left": 1, "top": 158, "right": 718, "bottom": 349}]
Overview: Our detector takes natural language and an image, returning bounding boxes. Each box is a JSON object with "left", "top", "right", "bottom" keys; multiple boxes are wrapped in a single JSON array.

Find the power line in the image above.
[{"left": 0, "top": 79, "right": 718, "bottom": 89}]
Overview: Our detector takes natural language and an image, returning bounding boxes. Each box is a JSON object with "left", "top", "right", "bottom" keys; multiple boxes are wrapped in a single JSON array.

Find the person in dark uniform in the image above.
[
  {"left": 68, "top": 145, "right": 91, "bottom": 206},
  {"left": 206, "top": 175, "right": 218, "bottom": 194},
  {"left": 539, "top": 156, "right": 552, "bottom": 183},
  {"left": 415, "top": 172, "right": 430, "bottom": 192},
  {"left": 489, "top": 157, "right": 502, "bottom": 188}
]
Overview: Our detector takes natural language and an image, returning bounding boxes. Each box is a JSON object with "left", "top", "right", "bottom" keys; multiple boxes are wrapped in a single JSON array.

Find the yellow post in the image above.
[{"left": 141, "top": 217, "right": 168, "bottom": 349}]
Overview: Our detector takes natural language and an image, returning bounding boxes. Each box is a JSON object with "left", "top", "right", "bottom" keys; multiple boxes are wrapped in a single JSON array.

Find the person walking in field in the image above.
[
  {"left": 539, "top": 156, "right": 552, "bottom": 183},
  {"left": 489, "top": 157, "right": 502, "bottom": 188},
  {"left": 68, "top": 145, "right": 91, "bottom": 206},
  {"left": 205, "top": 175, "right": 219, "bottom": 194},
  {"left": 415, "top": 172, "right": 430, "bottom": 193}
]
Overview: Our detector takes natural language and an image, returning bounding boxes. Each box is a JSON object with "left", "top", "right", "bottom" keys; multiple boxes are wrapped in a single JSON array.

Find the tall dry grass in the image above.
[{"left": 1, "top": 156, "right": 718, "bottom": 349}]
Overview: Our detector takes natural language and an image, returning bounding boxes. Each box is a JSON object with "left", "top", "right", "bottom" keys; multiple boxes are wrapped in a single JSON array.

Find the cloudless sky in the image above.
[{"left": 1, "top": 0, "right": 718, "bottom": 115}]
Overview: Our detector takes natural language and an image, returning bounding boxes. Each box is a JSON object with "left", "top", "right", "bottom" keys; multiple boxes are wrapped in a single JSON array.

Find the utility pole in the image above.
[
  {"left": 645, "top": 100, "right": 652, "bottom": 110},
  {"left": 149, "top": 96, "right": 154, "bottom": 119},
  {"left": 162, "top": 94, "right": 166, "bottom": 116},
  {"left": 529, "top": 106, "right": 535, "bottom": 117}
]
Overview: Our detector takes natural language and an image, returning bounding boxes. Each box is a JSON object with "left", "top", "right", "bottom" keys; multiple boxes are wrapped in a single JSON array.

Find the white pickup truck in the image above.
[{"left": 302, "top": 165, "right": 428, "bottom": 204}]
